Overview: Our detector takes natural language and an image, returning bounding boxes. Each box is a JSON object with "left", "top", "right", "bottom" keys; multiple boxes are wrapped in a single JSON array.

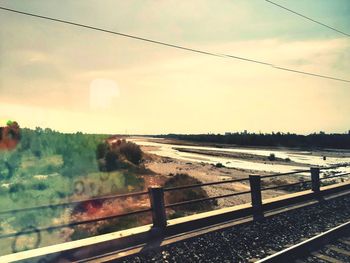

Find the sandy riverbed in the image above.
[
  {"left": 141, "top": 145, "right": 303, "bottom": 208},
  {"left": 134, "top": 137, "right": 350, "bottom": 209}
]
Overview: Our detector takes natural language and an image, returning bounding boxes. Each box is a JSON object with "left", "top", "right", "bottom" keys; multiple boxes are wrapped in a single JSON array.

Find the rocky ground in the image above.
[
  {"left": 142, "top": 150, "right": 304, "bottom": 208},
  {"left": 120, "top": 195, "right": 350, "bottom": 263},
  {"left": 302, "top": 239, "right": 350, "bottom": 262}
]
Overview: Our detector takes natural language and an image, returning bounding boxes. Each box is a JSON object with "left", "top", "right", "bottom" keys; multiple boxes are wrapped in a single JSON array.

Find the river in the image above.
[{"left": 131, "top": 137, "right": 350, "bottom": 174}]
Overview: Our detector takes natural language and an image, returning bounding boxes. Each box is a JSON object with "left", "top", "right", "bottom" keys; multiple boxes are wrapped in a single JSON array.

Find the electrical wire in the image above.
[
  {"left": 0, "top": 6, "right": 349, "bottom": 83},
  {"left": 265, "top": 0, "right": 350, "bottom": 37}
]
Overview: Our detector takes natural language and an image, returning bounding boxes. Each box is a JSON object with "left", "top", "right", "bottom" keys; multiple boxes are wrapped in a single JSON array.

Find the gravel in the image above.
[
  {"left": 121, "top": 194, "right": 350, "bottom": 263},
  {"left": 303, "top": 239, "right": 350, "bottom": 262}
]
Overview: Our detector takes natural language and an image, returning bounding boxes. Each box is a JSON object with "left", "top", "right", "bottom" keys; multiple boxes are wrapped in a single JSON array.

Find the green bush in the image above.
[
  {"left": 215, "top": 162, "right": 224, "bottom": 168},
  {"left": 12, "top": 212, "right": 39, "bottom": 229},
  {"left": 56, "top": 191, "right": 67, "bottom": 199},
  {"left": 9, "top": 183, "right": 25, "bottom": 193},
  {"left": 119, "top": 142, "right": 142, "bottom": 165},
  {"left": 0, "top": 186, "right": 8, "bottom": 196},
  {"left": 124, "top": 173, "right": 144, "bottom": 191},
  {"left": 31, "top": 182, "right": 48, "bottom": 191}
]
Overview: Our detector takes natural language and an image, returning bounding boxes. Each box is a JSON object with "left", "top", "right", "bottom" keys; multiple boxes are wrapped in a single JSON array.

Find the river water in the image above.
[{"left": 131, "top": 138, "right": 350, "bottom": 174}]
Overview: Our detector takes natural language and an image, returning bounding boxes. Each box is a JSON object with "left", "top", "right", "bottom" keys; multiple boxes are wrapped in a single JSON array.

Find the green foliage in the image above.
[
  {"left": 30, "top": 181, "right": 48, "bottom": 191},
  {"left": 0, "top": 128, "right": 149, "bottom": 250},
  {"left": 9, "top": 183, "right": 25, "bottom": 193},
  {"left": 0, "top": 128, "right": 108, "bottom": 239},
  {"left": 12, "top": 212, "right": 39, "bottom": 229},
  {"left": 0, "top": 186, "right": 8, "bottom": 196},
  {"left": 124, "top": 173, "right": 144, "bottom": 192},
  {"left": 0, "top": 161, "right": 11, "bottom": 179},
  {"left": 0, "top": 150, "right": 21, "bottom": 179},
  {"left": 0, "top": 128, "right": 106, "bottom": 181}
]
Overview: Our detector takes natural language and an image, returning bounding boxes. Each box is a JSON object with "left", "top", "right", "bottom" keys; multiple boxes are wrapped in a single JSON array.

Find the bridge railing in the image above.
[
  {"left": 158, "top": 163, "right": 350, "bottom": 224},
  {"left": 164, "top": 177, "right": 251, "bottom": 209},
  {"left": 0, "top": 163, "right": 349, "bottom": 249},
  {"left": 0, "top": 190, "right": 152, "bottom": 239}
]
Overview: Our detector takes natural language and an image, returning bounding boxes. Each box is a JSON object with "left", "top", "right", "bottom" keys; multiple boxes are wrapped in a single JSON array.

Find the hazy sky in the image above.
[{"left": 0, "top": 0, "right": 349, "bottom": 134}]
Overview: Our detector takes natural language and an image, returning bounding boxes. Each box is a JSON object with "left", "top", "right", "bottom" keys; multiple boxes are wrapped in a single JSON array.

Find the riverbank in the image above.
[
  {"left": 134, "top": 137, "right": 350, "bottom": 208},
  {"left": 141, "top": 150, "right": 302, "bottom": 208},
  {"left": 140, "top": 137, "right": 350, "bottom": 158}
]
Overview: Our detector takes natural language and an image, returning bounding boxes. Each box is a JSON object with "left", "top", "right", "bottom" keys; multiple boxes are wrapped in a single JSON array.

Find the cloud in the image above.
[{"left": 0, "top": 1, "right": 349, "bottom": 133}]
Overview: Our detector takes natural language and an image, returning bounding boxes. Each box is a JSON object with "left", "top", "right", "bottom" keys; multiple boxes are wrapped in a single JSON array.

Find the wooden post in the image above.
[
  {"left": 310, "top": 167, "right": 320, "bottom": 193},
  {"left": 249, "top": 175, "right": 264, "bottom": 220},
  {"left": 148, "top": 186, "right": 167, "bottom": 229}
]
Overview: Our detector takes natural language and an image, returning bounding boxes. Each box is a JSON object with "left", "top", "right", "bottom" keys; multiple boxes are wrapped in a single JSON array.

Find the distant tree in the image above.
[
  {"left": 0, "top": 151, "right": 20, "bottom": 179},
  {"left": 62, "top": 150, "right": 97, "bottom": 177},
  {"left": 0, "top": 160, "right": 11, "bottom": 179},
  {"left": 161, "top": 132, "right": 350, "bottom": 149},
  {"left": 30, "top": 137, "right": 43, "bottom": 158}
]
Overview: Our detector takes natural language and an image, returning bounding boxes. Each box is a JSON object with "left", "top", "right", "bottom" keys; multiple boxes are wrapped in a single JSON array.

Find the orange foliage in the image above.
[{"left": 0, "top": 122, "right": 20, "bottom": 151}]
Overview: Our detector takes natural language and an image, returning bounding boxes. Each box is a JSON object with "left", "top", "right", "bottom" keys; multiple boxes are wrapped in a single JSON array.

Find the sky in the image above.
[{"left": 0, "top": 0, "right": 349, "bottom": 134}]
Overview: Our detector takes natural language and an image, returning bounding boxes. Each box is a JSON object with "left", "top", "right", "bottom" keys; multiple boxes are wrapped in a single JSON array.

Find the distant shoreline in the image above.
[
  {"left": 137, "top": 137, "right": 350, "bottom": 158},
  {"left": 146, "top": 133, "right": 350, "bottom": 151}
]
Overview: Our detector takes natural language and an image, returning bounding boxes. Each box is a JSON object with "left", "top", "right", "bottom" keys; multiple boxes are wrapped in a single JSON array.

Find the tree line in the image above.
[
  {"left": 0, "top": 127, "right": 108, "bottom": 181},
  {"left": 157, "top": 132, "right": 350, "bottom": 149}
]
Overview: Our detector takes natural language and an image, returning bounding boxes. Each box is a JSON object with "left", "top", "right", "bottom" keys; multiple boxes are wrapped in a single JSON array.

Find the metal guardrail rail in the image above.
[
  {"left": 164, "top": 177, "right": 249, "bottom": 191},
  {"left": 0, "top": 163, "right": 349, "bottom": 244},
  {"left": 165, "top": 190, "right": 251, "bottom": 209},
  {"left": 261, "top": 180, "right": 312, "bottom": 191},
  {"left": 0, "top": 190, "right": 149, "bottom": 215},
  {"left": 0, "top": 208, "right": 152, "bottom": 239}
]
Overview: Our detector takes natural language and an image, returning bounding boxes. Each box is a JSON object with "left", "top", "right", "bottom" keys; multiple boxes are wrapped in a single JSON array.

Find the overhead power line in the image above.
[
  {"left": 0, "top": 6, "right": 349, "bottom": 83},
  {"left": 0, "top": 6, "right": 270, "bottom": 66},
  {"left": 265, "top": 0, "right": 350, "bottom": 37}
]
